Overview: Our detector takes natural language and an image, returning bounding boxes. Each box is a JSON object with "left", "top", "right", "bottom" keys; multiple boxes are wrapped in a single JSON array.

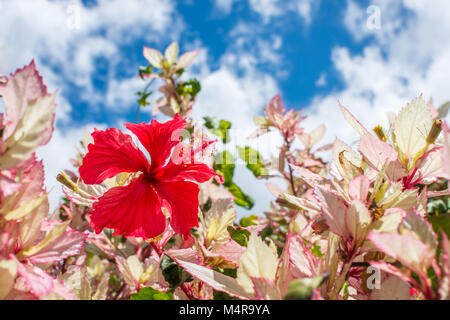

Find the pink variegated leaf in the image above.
[
  {"left": 331, "top": 138, "right": 362, "bottom": 181},
  {"left": 15, "top": 259, "right": 54, "bottom": 297},
  {"left": 167, "top": 254, "right": 251, "bottom": 299},
  {"left": 115, "top": 255, "right": 143, "bottom": 288},
  {"left": 393, "top": 96, "right": 435, "bottom": 167},
  {"left": 62, "top": 181, "right": 105, "bottom": 207},
  {"left": 275, "top": 237, "right": 295, "bottom": 297},
  {"left": 348, "top": 175, "right": 370, "bottom": 203},
  {"left": 370, "top": 275, "right": 412, "bottom": 300},
  {"left": 301, "top": 158, "right": 323, "bottom": 167},
  {"left": 298, "top": 132, "right": 311, "bottom": 149},
  {"left": 439, "top": 233, "right": 450, "bottom": 299},
  {"left": 0, "top": 60, "right": 48, "bottom": 140},
  {"left": 368, "top": 231, "right": 435, "bottom": 277},
  {"left": 370, "top": 207, "right": 406, "bottom": 234},
  {"left": 265, "top": 182, "right": 284, "bottom": 198},
  {"left": 251, "top": 277, "right": 281, "bottom": 300},
  {"left": 286, "top": 233, "right": 323, "bottom": 278},
  {"left": 165, "top": 248, "right": 202, "bottom": 265},
  {"left": 441, "top": 122, "right": 450, "bottom": 179},
  {"left": 5, "top": 154, "right": 45, "bottom": 208},
  {"left": 176, "top": 50, "right": 200, "bottom": 70},
  {"left": 358, "top": 133, "right": 400, "bottom": 173},
  {"left": 401, "top": 211, "right": 437, "bottom": 252},
  {"left": 339, "top": 102, "right": 370, "bottom": 136},
  {"left": 27, "top": 226, "right": 88, "bottom": 265},
  {"left": 369, "top": 260, "right": 412, "bottom": 284},
  {"left": 346, "top": 200, "right": 372, "bottom": 243},
  {"left": 210, "top": 238, "right": 246, "bottom": 267},
  {"left": 309, "top": 124, "right": 326, "bottom": 147},
  {"left": 49, "top": 279, "right": 75, "bottom": 300},
  {"left": 0, "top": 259, "right": 17, "bottom": 299},
  {"left": 143, "top": 47, "right": 164, "bottom": 69},
  {"left": 290, "top": 164, "right": 324, "bottom": 187},
  {"left": 414, "top": 146, "right": 444, "bottom": 183},
  {"left": 0, "top": 173, "right": 21, "bottom": 197},
  {"left": 0, "top": 61, "right": 56, "bottom": 169},
  {"left": 314, "top": 185, "right": 349, "bottom": 238}
]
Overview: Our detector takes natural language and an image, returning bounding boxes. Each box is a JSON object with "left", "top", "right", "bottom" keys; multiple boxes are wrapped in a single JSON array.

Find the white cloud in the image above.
[
  {"left": 304, "top": 0, "right": 450, "bottom": 151},
  {"left": 249, "top": 0, "right": 284, "bottom": 23},
  {"left": 294, "top": 0, "right": 318, "bottom": 25},
  {"left": 315, "top": 72, "right": 327, "bottom": 87},
  {"left": 106, "top": 76, "right": 146, "bottom": 111},
  {"left": 213, "top": 0, "right": 237, "bottom": 14},
  {"left": 248, "top": 0, "right": 320, "bottom": 25},
  {"left": 0, "top": 0, "right": 179, "bottom": 104}
]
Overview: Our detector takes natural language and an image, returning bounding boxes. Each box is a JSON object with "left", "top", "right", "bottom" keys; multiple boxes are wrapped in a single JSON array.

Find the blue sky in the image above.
[
  {"left": 29, "top": 0, "right": 372, "bottom": 127},
  {"left": 1, "top": 0, "right": 450, "bottom": 216}
]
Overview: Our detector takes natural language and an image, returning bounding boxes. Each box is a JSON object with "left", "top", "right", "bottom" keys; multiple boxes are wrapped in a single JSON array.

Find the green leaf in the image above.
[
  {"left": 138, "top": 65, "right": 153, "bottom": 79},
  {"left": 237, "top": 146, "right": 268, "bottom": 177},
  {"left": 428, "top": 214, "right": 450, "bottom": 238},
  {"left": 130, "top": 287, "right": 173, "bottom": 300},
  {"left": 178, "top": 78, "right": 201, "bottom": 97},
  {"left": 160, "top": 255, "right": 192, "bottom": 289},
  {"left": 213, "top": 151, "right": 235, "bottom": 186},
  {"left": 309, "top": 244, "right": 324, "bottom": 258},
  {"left": 203, "top": 116, "right": 218, "bottom": 130},
  {"left": 239, "top": 214, "right": 258, "bottom": 227},
  {"left": 213, "top": 290, "right": 239, "bottom": 300},
  {"left": 427, "top": 199, "right": 448, "bottom": 216},
  {"left": 285, "top": 274, "right": 328, "bottom": 300},
  {"left": 203, "top": 117, "right": 231, "bottom": 143},
  {"left": 260, "top": 225, "right": 273, "bottom": 240},
  {"left": 227, "top": 183, "right": 254, "bottom": 209},
  {"left": 227, "top": 226, "right": 250, "bottom": 247}
]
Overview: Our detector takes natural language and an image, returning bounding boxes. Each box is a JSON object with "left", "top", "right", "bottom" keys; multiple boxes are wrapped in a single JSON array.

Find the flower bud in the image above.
[
  {"left": 373, "top": 125, "right": 387, "bottom": 142},
  {"left": 426, "top": 119, "right": 442, "bottom": 144}
]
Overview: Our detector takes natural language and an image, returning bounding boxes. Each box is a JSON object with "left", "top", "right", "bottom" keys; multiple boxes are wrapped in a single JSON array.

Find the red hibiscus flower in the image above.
[{"left": 79, "top": 115, "right": 222, "bottom": 239}]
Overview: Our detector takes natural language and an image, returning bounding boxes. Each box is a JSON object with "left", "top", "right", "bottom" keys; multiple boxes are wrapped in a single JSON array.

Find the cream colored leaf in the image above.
[
  {"left": 164, "top": 42, "right": 179, "bottom": 65},
  {"left": 346, "top": 200, "right": 372, "bottom": 242},
  {"left": 0, "top": 259, "right": 17, "bottom": 299},
  {"left": 371, "top": 208, "right": 405, "bottom": 233},
  {"left": 176, "top": 50, "right": 200, "bottom": 70},
  {"left": 310, "top": 124, "right": 326, "bottom": 146},
  {"left": 92, "top": 276, "right": 108, "bottom": 300},
  {"left": 393, "top": 96, "right": 434, "bottom": 169},
  {"left": 381, "top": 185, "right": 418, "bottom": 211},
  {"left": 127, "top": 255, "right": 144, "bottom": 283},
  {"left": 205, "top": 198, "right": 236, "bottom": 246},
  {"left": 80, "top": 268, "right": 92, "bottom": 300},
  {"left": 3, "top": 193, "right": 47, "bottom": 221},
  {"left": 17, "top": 220, "right": 70, "bottom": 259},
  {"left": 339, "top": 102, "right": 370, "bottom": 136},
  {"left": 169, "top": 256, "right": 250, "bottom": 299},
  {"left": 0, "top": 94, "right": 56, "bottom": 169},
  {"left": 237, "top": 232, "right": 279, "bottom": 295},
  {"left": 143, "top": 47, "right": 164, "bottom": 69}
]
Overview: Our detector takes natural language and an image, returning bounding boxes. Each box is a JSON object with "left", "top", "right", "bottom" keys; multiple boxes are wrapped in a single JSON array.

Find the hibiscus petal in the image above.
[
  {"left": 79, "top": 128, "right": 149, "bottom": 185},
  {"left": 152, "top": 161, "right": 222, "bottom": 184},
  {"left": 89, "top": 175, "right": 166, "bottom": 239},
  {"left": 125, "top": 114, "right": 187, "bottom": 171},
  {"left": 155, "top": 180, "right": 200, "bottom": 238}
]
